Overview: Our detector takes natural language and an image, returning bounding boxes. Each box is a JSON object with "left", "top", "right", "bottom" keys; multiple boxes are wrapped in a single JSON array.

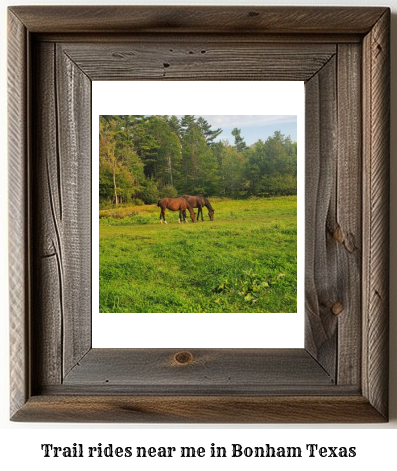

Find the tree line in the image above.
[{"left": 99, "top": 115, "right": 297, "bottom": 206}]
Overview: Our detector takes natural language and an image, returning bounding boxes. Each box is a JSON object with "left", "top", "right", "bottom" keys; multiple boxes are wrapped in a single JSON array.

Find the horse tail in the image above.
[{"left": 157, "top": 199, "right": 161, "bottom": 207}]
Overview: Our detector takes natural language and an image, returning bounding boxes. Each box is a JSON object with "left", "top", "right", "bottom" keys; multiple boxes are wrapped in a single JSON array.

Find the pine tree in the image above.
[{"left": 231, "top": 127, "right": 247, "bottom": 152}]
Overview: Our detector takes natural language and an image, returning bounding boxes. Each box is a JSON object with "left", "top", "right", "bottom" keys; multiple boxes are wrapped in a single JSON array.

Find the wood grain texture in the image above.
[
  {"left": 60, "top": 42, "right": 335, "bottom": 82},
  {"left": 11, "top": 395, "right": 386, "bottom": 424},
  {"left": 8, "top": 10, "right": 30, "bottom": 418},
  {"left": 362, "top": 9, "right": 390, "bottom": 419},
  {"left": 8, "top": 6, "right": 390, "bottom": 423},
  {"left": 55, "top": 45, "right": 92, "bottom": 377},
  {"left": 32, "top": 42, "right": 63, "bottom": 387},
  {"left": 304, "top": 57, "right": 338, "bottom": 378},
  {"left": 31, "top": 42, "right": 92, "bottom": 386},
  {"left": 34, "top": 33, "right": 363, "bottom": 45},
  {"left": 336, "top": 44, "right": 362, "bottom": 386},
  {"left": 9, "top": 6, "right": 387, "bottom": 34},
  {"left": 62, "top": 349, "right": 334, "bottom": 393}
]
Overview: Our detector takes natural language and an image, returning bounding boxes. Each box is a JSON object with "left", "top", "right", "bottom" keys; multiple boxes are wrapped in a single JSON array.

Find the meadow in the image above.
[{"left": 99, "top": 197, "right": 297, "bottom": 313}]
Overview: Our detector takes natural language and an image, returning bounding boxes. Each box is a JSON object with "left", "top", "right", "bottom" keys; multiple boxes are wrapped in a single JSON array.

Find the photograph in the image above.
[{"left": 98, "top": 114, "right": 298, "bottom": 314}]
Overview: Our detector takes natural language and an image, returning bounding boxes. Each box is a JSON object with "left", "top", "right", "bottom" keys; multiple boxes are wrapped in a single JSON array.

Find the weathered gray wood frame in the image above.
[{"left": 8, "top": 6, "right": 390, "bottom": 423}]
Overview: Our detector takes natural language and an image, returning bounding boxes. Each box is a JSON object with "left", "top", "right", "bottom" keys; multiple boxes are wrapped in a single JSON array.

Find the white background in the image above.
[
  {"left": 92, "top": 81, "right": 305, "bottom": 348},
  {"left": 1, "top": 0, "right": 396, "bottom": 470}
]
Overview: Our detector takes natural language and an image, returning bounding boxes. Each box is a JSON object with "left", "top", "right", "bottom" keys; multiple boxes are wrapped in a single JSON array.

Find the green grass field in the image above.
[{"left": 99, "top": 197, "right": 297, "bottom": 313}]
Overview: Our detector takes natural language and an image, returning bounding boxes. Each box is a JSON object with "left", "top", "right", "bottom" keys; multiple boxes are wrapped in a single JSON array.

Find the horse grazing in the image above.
[
  {"left": 181, "top": 195, "right": 215, "bottom": 221},
  {"left": 157, "top": 197, "right": 196, "bottom": 224}
]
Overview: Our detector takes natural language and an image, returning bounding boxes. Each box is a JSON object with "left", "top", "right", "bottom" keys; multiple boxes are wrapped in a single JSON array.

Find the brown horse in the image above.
[
  {"left": 157, "top": 197, "right": 197, "bottom": 224},
  {"left": 181, "top": 195, "right": 215, "bottom": 221}
]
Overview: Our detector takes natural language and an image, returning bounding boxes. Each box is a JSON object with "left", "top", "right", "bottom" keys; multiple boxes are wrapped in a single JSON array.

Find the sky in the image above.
[{"left": 176, "top": 115, "right": 297, "bottom": 146}]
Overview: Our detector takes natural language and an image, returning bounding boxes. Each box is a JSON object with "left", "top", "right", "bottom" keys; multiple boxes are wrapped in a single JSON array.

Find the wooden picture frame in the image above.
[{"left": 8, "top": 6, "right": 390, "bottom": 423}]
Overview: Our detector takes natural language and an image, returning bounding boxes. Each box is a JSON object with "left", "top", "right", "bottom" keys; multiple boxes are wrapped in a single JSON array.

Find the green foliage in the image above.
[
  {"left": 159, "top": 184, "right": 178, "bottom": 199},
  {"left": 215, "top": 142, "right": 248, "bottom": 196},
  {"left": 260, "top": 174, "right": 297, "bottom": 196},
  {"left": 99, "top": 115, "right": 297, "bottom": 206},
  {"left": 99, "top": 116, "right": 145, "bottom": 204},
  {"left": 231, "top": 127, "right": 247, "bottom": 152},
  {"left": 245, "top": 132, "right": 297, "bottom": 196},
  {"left": 140, "top": 179, "right": 160, "bottom": 204}
]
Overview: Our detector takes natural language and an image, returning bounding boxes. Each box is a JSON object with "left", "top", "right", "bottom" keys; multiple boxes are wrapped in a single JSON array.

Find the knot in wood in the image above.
[
  {"left": 333, "top": 225, "right": 344, "bottom": 244},
  {"left": 331, "top": 302, "right": 344, "bottom": 316},
  {"left": 174, "top": 351, "right": 193, "bottom": 365}
]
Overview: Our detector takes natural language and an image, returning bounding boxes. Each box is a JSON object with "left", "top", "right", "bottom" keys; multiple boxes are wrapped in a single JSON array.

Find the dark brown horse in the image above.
[
  {"left": 181, "top": 195, "right": 215, "bottom": 221},
  {"left": 157, "top": 197, "right": 196, "bottom": 224}
]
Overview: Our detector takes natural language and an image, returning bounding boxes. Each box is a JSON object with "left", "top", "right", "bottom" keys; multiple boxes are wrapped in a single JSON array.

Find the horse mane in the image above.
[{"left": 202, "top": 196, "right": 214, "bottom": 211}]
